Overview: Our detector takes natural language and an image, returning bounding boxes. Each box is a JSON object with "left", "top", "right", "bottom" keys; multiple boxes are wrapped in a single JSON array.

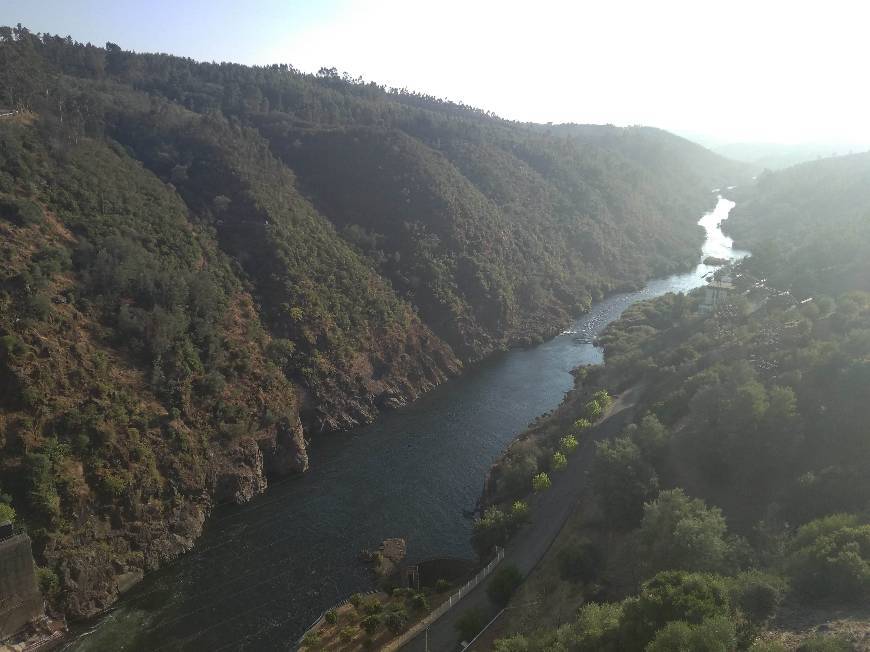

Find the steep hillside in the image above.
[
  {"left": 0, "top": 25, "right": 746, "bottom": 621},
  {"left": 485, "top": 156, "right": 870, "bottom": 650},
  {"left": 727, "top": 151, "right": 870, "bottom": 294}
]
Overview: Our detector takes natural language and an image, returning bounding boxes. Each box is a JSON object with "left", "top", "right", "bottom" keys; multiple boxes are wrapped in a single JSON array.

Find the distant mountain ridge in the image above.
[{"left": 0, "top": 25, "right": 748, "bottom": 620}]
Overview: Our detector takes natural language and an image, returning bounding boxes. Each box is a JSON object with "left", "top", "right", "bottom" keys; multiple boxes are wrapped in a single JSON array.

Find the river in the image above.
[{"left": 67, "top": 195, "right": 746, "bottom": 651}]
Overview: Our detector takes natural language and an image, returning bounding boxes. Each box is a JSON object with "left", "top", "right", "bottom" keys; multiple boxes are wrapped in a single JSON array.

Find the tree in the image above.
[
  {"left": 572, "top": 602, "right": 624, "bottom": 652},
  {"left": 589, "top": 436, "right": 658, "bottom": 529},
  {"left": 557, "top": 538, "right": 602, "bottom": 584},
  {"left": 0, "top": 503, "right": 15, "bottom": 523},
  {"left": 487, "top": 563, "right": 523, "bottom": 607},
  {"left": 560, "top": 434, "right": 578, "bottom": 454},
  {"left": 456, "top": 607, "right": 486, "bottom": 641},
  {"left": 619, "top": 571, "right": 731, "bottom": 650},
  {"left": 646, "top": 616, "right": 736, "bottom": 652},
  {"left": 360, "top": 614, "right": 381, "bottom": 635},
  {"left": 787, "top": 513, "right": 870, "bottom": 600},
  {"left": 728, "top": 571, "right": 786, "bottom": 638},
  {"left": 532, "top": 472, "right": 551, "bottom": 492},
  {"left": 638, "top": 489, "right": 731, "bottom": 575}
]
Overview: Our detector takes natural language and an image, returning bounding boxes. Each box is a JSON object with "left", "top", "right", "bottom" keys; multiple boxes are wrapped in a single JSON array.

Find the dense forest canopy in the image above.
[
  {"left": 488, "top": 147, "right": 870, "bottom": 650},
  {"left": 0, "top": 24, "right": 747, "bottom": 621}
]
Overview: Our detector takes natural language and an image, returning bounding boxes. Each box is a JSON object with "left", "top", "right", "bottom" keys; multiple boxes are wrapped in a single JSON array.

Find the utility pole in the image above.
[{"left": 425, "top": 625, "right": 429, "bottom": 652}]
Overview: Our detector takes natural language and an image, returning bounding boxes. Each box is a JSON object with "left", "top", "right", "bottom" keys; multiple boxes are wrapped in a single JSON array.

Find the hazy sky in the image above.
[{"left": 7, "top": 0, "right": 870, "bottom": 145}]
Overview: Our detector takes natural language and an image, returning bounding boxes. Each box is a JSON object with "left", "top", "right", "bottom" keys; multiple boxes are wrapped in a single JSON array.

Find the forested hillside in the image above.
[
  {"left": 0, "top": 25, "right": 744, "bottom": 619},
  {"left": 487, "top": 155, "right": 870, "bottom": 649}
]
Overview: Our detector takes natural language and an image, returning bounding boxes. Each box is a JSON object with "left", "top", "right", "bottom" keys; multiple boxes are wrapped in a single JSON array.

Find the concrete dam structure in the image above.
[{"left": 0, "top": 522, "right": 43, "bottom": 640}]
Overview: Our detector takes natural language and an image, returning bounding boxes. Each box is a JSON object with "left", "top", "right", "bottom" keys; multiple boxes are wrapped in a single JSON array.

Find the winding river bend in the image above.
[{"left": 68, "top": 196, "right": 747, "bottom": 651}]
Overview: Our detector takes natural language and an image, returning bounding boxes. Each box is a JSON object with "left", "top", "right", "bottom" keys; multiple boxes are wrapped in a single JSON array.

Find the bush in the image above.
[
  {"left": 589, "top": 437, "right": 658, "bottom": 529},
  {"left": 532, "top": 472, "right": 551, "bottom": 492},
  {"left": 0, "top": 503, "right": 15, "bottom": 523},
  {"left": 557, "top": 538, "right": 602, "bottom": 584},
  {"left": 0, "top": 197, "right": 43, "bottom": 226},
  {"left": 349, "top": 592, "right": 364, "bottom": 608},
  {"left": 487, "top": 563, "right": 523, "bottom": 607},
  {"left": 493, "top": 634, "right": 530, "bottom": 652},
  {"left": 455, "top": 607, "right": 486, "bottom": 641},
  {"left": 619, "top": 571, "right": 731, "bottom": 650},
  {"left": 36, "top": 566, "right": 59, "bottom": 597},
  {"left": 300, "top": 630, "right": 321, "bottom": 650},
  {"left": 572, "top": 418, "right": 592, "bottom": 433},
  {"left": 511, "top": 500, "right": 530, "bottom": 524},
  {"left": 796, "top": 635, "right": 855, "bottom": 652},
  {"left": 324, "top": 609, "right": 337, "bottom": 624},
  {"left": 583, "top": 400, "right": 603, "bottom": 420},
  {"left": 787, "top": 514, "right": 870, "bottom": 600},
  {"left": 552, "top": 451, "right": 568, "bottom": 470},
  {"left": 593, "top": 390, "right": 613, "bottom": 410},
  {"left": 729, "top": 571, "right": 786, "bottom": 631},
  {"left": 573, "top": 602, "right": 624, "bottom": 651},
  {"left": 435, "top": 579, "right": 451, "bottom": 592},
  {"left": 638, "top": 489, "right": 731, "bottom": 575},
  {"left": 473, "top": 506, "right": 510, "bottom": 556},
  {"left": 383, "top": 608, "right": 408, "bottom": 633},
  {"left": 646, "top": 616, "right": 736, "bottom": 652},
  {"left": 339, "top": 626, "right": 356, "bottom": 643},
  {"left": 360, "top": 614, "right": 381, "bottom": 635},
  {"left": 361, "top": 596, "right": 382, "bottom": 614},
  {"left": 560, "top": 434, "right": 579, "bottom": 454},
  {"left": 410, "top": 592, "right": 429, "bottom": 612}
]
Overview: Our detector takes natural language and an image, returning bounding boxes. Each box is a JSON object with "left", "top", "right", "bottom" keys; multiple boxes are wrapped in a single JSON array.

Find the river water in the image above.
[{"left": 68, "top": 196, "right": 746, "bottom": 651}]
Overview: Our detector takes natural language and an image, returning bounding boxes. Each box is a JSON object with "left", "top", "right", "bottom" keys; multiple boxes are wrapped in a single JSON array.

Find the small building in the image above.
[
  {"left": 0, "top": 108, "right": 17, "bottom": 119},
  {"left": 700, "top": 277, "right": 733, "bottom": 313}
]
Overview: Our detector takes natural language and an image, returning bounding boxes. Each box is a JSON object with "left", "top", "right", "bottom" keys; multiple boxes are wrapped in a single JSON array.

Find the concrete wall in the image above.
[{"left": 0, "top": 533, "right": 43, "bottom": 639}]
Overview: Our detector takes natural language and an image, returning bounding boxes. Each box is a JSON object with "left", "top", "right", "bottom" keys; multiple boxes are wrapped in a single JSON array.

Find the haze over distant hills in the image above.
[{"left": 679, "top": 132, "right": 870, "bottom": 170}]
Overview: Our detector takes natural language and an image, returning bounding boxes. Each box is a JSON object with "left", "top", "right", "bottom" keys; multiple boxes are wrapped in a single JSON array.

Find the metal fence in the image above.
[{"left": 383, "top": 547, "right": 505, "bottom": 652}]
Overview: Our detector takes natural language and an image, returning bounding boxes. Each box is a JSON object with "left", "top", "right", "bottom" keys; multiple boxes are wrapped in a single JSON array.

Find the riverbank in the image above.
[{"left": 66, "top": 197, "right": 739, "bottom": 652}]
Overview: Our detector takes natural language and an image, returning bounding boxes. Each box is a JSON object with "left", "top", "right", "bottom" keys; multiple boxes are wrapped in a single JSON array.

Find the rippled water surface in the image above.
[{"left": 69, "top": 197, "right": 746, "bottom": 651}]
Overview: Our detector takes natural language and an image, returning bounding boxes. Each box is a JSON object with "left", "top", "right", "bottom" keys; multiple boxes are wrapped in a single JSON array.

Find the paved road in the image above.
[{"left": 401, "top": 387, "right": 642, "bottom": 652}]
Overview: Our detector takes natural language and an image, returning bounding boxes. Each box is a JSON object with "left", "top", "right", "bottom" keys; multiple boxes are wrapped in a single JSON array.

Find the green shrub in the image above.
[
  {"left": 435, "top": 579, "right": 451, "bottom": 592},
  {"left": 619, "top": 571, "right": 731, "bottom": 650},
  {"left": 472, "top": 506, "right": 510, "bottom": 556},
  {"left": 349, "top": 592, "right": 364, "bottom": 608},
  {"left": 410, "top": 592, "right": 429, "bottom": 611},
  {"left": 583, "top": 400, "right": 603, "bottom": 420},
  {"left": 796, "top": 635, "right": 855, "bottom": 652},
  {"left": 511, "top": 500, "right": 530, "bottom": 524},
  {"left": 35, "top": 567, "right": 59, "bottom": 598},
  {"left": 383, "top": 608, "right": 408, "bottom": 633},
  {"left": 300, "top": 630, "right": 321, "bottom": 650},
  {"left": 572, "top": 418, "right": 592, "bottom": 433},
  {"left": 361, "top": 596, "right": 382, "bottom": 614},
  {"left": 0, "top": 503, "right": 15, "bottom": 523},
  {"left": 339, "top": 626, "right": 356, "bottom": 643},
  {"left": 646, "top": 616, "right": 736, "bottom": 652},
  {"left": 487, "top": 563, "right": 523, "bottom": 607},
  {"left": 360, "top": 614, "right": 381, "bottom": 635},
  {"left": 557, "top": 538, "right": 602, "bottom": 584},
  {"left": 638, "top": 489, "right": 731, "bottom": 575},
  {"left": 560, "top": 434, "right": 579, "bottom": 454},
  {"left": 787, "top": 514, "right": 870, "bottom": 600},
  {"left": 0, "top": 197, "right": 43, "bottom": 226},
  {"left": 552, "top": 451, "right": 568, "bottom": 470},
  {"left": 532, "top": 472, "right": 551, "bottom": 492},
  {"left": 455, "top": 607, "right": 486, "bottom": 641},
  {"left": 324, "top": 609, "right": 337, "bottom": 624},
  {"left": 729, "top": 571, "right": 786, "bottom": 631}
]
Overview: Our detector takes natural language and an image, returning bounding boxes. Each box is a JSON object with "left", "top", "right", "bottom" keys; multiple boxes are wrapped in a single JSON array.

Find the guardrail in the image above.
[{"left": 384, "top": 547, "right": 505, "bottom": 652}]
